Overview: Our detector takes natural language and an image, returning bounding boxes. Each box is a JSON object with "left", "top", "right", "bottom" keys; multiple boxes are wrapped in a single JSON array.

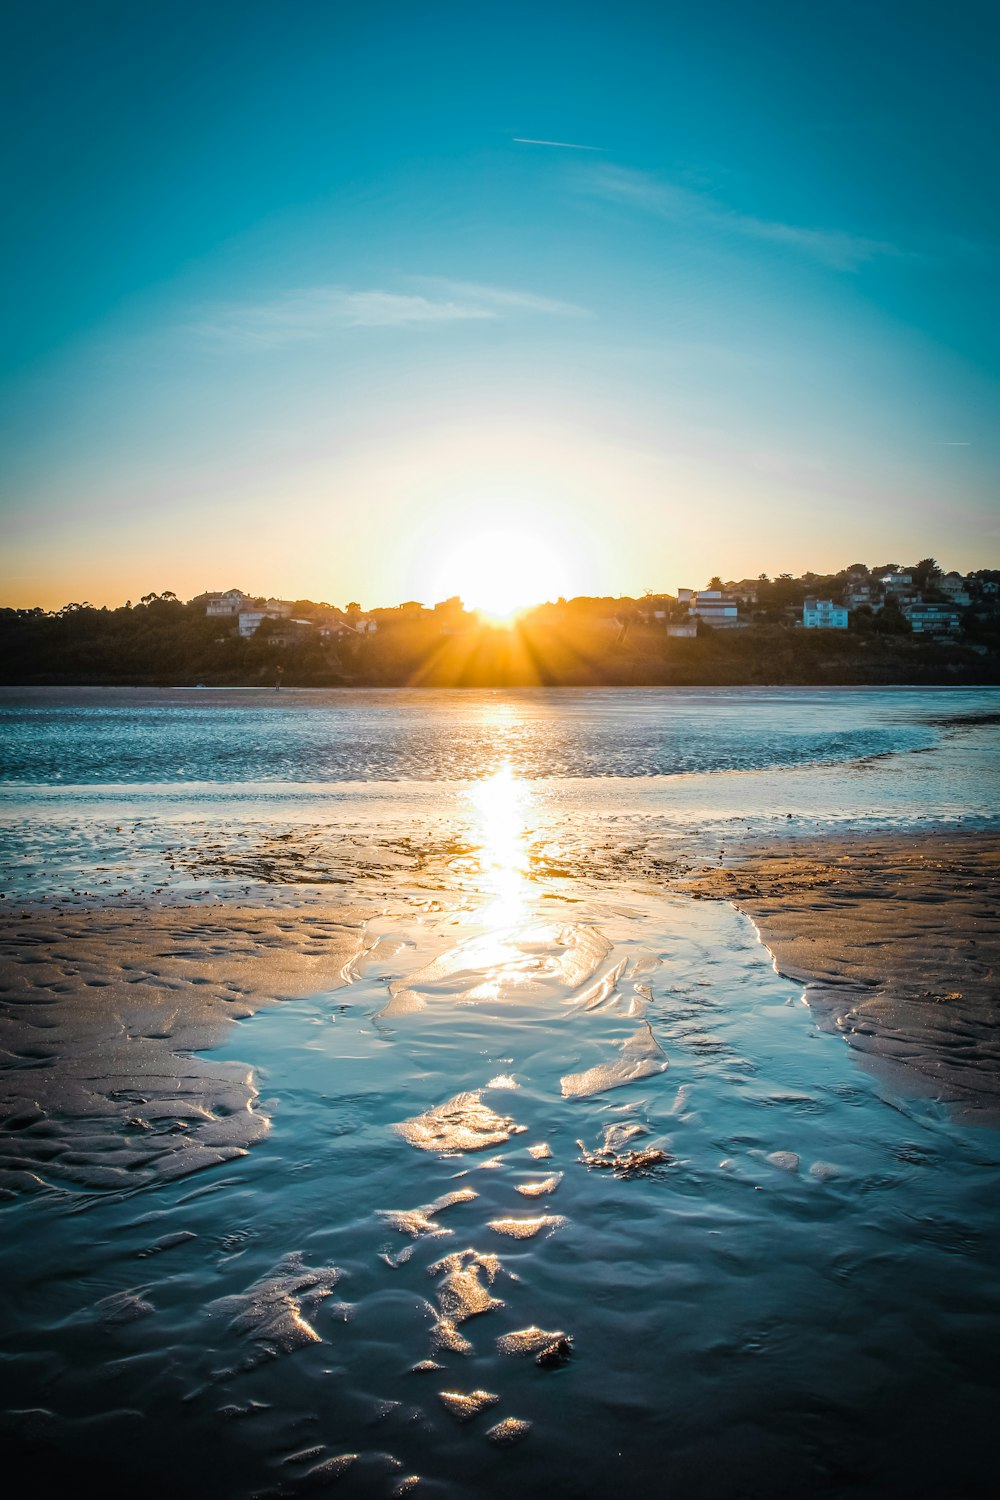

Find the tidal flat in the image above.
[{"left": 1, "top": 686, "right": 998, "bottom": 1498}]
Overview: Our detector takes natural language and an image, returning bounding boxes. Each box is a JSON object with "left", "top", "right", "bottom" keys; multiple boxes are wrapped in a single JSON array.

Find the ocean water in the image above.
[
  {"left": 1, "top": 686, "right": 998, "bottom": 1498},
  {"left": 0, "top": 685, "right": 996, "bottom": 905},
  {"left": 0, "top": 684, "right": 960, "bottom": 784}
]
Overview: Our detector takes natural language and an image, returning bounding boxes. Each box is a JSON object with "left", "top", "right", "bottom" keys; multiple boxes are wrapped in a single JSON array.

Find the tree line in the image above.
[{"left": 2, "top": 566, "right": 999, "bottom": 687}]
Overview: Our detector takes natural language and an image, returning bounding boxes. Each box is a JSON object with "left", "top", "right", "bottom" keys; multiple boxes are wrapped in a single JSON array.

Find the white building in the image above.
[
  {"left": 803, "top": 597, "right": 848, "bottom": 629},
  {"left": 674, "top": 588, "right": 744, "bottom": 629},
  {"left": 694, "top": 602, "right": 741, "bottom": 627},
  {"left": 690, "top": 592, "right": 741, "bottom": 627},
  {"left": 237, "top": 610, "right": 270, "bottom": 637}
]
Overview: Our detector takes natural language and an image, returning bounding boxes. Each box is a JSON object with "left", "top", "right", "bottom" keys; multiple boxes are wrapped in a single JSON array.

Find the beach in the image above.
[
  {"left": 0, "top": 903, "right": 368, "bottom": 1193},
  {"left": 685, "top": 831, "right": 1000, "bottom": 1113},
  {"left": 1, "top": 686, "right": 998, "bottom": 1499},
  {"left": 3, "top": 832, "right": 998, "bottom": 1200}
]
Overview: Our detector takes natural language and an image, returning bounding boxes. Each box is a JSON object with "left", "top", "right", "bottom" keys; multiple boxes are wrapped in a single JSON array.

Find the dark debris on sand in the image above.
[{"left": 575, "top": 1140, "right": 672, "bottom": 1178}]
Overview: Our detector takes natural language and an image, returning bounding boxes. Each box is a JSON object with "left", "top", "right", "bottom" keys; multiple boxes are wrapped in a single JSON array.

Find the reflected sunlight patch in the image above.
[{"left": 468, "top": 762, "right": 532, "bottom": 920}]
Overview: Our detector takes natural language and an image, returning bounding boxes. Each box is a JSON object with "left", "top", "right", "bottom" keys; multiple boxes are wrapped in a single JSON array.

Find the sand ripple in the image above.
[
  {"left": 486, "top": 1416, "right": 532, "bottom": 1444},
  {"left": 438, "top": 1389, "right": 500, "bottom": 1422},
  {"left": 210, "top": 1251, "right": 342, "bottom": 1354},
  {"left": 377, "top": 1186, "right": 478, "bottom": 1238},
  {"left": 496, "top": 1325, "right": 567, "bottom": 1356},
  {"left": 515, "top": 1172, "right": 562, "bottom": 1197},
  {"left": 561, "top": 1020, "right": 668, "bottom": 1098},
  {"left": 487, "top": 1215, "right": 566, "bottom": 1240},
  {"left": 394, "top": 1090, "right": 525, "bottom": 1153}
]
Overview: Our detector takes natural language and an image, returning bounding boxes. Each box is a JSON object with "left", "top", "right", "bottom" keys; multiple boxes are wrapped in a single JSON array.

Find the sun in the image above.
[{"left": 431, "top": 525, "right": 572, "bottom": 624}]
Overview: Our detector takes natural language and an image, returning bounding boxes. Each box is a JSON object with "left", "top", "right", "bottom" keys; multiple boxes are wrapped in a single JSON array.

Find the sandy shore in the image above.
[
  {"left": 683, "top": 831, "right": 1000, "bottom": 1114},
  {"left": 0, "top": 903, "right": 368, "bottom": 1193}
]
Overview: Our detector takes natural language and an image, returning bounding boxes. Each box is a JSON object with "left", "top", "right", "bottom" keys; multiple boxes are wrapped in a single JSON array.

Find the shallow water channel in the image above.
[{"left": 3, "top": 881, "right": 998, "bottom": 1499}]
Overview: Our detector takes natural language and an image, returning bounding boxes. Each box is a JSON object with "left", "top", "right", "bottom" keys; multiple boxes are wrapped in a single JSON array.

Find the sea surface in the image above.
[
  {"left": 1, "top": 685, "right": 997, "bottom": 905},
  {"left": 1, "top": 686, "right": 998, "bottom": 1498}
]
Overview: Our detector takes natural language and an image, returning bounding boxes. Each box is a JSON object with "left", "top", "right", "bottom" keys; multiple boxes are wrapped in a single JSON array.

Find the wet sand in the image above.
[
  {"left": 0, "top": 904, "right": 367, "bottom": 1192},
  {"left": 684, "top": 831, "right": 1000, "bottom": 1112},
  {"left": 2, "top": 830, "right": 997, "bottom": 1202}
]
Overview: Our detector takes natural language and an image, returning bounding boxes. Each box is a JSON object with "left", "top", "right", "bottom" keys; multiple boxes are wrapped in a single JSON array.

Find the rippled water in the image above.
[
  {"left": 1, "top": 687, "right": 999, "bottom": 1497},
  {"left": 0, "top": 683, "right": 970, "bottom": 784},
  {"left": 1, "top": 687, "right": 997, "bottom": 907}
]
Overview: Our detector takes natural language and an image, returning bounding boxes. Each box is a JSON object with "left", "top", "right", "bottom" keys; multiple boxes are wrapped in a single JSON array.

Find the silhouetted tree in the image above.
[{"left": 911, "top": 558, "right": 942, "bottom": 591}]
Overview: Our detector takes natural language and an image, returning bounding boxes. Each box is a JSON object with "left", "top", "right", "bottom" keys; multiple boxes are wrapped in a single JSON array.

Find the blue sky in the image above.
[{"left": 2, "top": 0, "right": 998, "bottom": 607}]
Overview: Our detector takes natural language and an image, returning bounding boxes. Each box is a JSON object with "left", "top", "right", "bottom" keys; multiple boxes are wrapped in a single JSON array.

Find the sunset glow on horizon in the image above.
[
  {"left": 415, "top": 500, "right": 590, "bottom": 622},
  {"left": 1, "top": 2, "right": 997, "bottom": 612}
]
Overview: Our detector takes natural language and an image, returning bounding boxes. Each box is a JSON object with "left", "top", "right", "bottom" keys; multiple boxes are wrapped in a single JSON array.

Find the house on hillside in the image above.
[
  {"left": 802, "top": 597, "right": 848, "bottom": 629},
  {"left": 264, "top": 620, "right": 314, "bottom": 647},
  {"left": 205, "top": 589, "right": 250, "bottom": 617},
  {"left": 674, "top": 588, "right": 745, "bottom": 628},
  {"left": 723, "top": 579, "right": 760, "bottom": 605},
  {"left": 237, "top": 610, "right": 270, "bottom": 637},
  {"left": 880, "top": 572, "right": 914, "bottom": 595},
  {"left": 318, "top": 621, "right": 356, "bottom": 641},
  {"left": 938, "top": 573, "right": 971, "bottom": 606},
  {"left": 904, "top": 602, "right": 961, "bottom": 636}
]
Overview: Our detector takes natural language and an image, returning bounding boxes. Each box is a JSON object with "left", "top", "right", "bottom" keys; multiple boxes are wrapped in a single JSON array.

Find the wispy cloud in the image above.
[
  {"left": 190, "top": 281, "right": 586, "bottom": 348},
  {"left": 191, "top": 288, "right": 493, "bottom": 347},
  {"left": 514, "top": 137, "right": 603, "bottom": 151},
  {"left": 412, "top": 278, "right": 589, "bottom": 318},
  {"left": 582, "top": 164, "right": 900, "bottom": 271}
]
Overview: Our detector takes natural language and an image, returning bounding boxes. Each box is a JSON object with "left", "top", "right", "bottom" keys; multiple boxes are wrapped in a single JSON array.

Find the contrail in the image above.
[{"left": 513, "top": 137, "right": 603, "bottom": 151}]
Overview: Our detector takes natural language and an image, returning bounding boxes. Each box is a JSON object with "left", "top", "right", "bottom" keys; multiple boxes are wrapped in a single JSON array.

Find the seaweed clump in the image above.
[{"left": 576, "top": 1138, "right": 671, "bottom": 1179}]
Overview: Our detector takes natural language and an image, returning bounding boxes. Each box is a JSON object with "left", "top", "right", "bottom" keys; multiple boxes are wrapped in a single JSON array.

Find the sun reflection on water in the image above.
[{"left": 467, "top": 763, "right": 534, "bottom": 921}]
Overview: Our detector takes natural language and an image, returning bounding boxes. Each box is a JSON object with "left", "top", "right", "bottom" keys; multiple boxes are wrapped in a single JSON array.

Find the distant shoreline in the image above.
[
  {"left": 4, "top": 594, "right": 999, "bottom": 689},
  {"left": 3, "top": 676, "right": 1000, "bottom": 694},
  {"left": 3, "top": 674, "right": 998, "bottom": 688},
  {"left": 3, "top": 653, "right": 999, "bottom": 690}
]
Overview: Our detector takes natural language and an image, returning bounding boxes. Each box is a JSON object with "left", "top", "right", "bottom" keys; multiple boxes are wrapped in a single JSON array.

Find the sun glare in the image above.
[
  {"left": 430, "top": 525, "right": 571, "bottom": 624},
  {"left": 468, "top": 761, "right": 533, "bottom": 921}
]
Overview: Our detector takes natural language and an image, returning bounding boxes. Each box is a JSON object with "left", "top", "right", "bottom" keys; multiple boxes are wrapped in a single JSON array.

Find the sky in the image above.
[{"left": 2, "top": 0, "right": 998, "bottom": 611}]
